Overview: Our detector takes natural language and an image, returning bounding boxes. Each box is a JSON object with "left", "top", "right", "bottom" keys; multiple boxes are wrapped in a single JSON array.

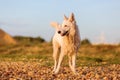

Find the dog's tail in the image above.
[{"left": 50, "top": 22, "right": 60, "bottom": 29}]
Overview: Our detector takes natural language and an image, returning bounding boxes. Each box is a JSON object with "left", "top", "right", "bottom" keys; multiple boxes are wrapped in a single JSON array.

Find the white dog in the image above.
[{"left": 50, "top": 13, "right": 80, "bottom": 74}]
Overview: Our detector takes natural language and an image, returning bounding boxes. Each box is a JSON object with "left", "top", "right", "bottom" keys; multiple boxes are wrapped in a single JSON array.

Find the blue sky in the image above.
[{"left": 0, "top": 0, "right": 120, "bottom": 44}]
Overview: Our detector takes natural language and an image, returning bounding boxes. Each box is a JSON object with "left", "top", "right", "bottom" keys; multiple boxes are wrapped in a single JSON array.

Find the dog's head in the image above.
[{"left": 50, "top": 13, "right": 76, "bottom": 36}]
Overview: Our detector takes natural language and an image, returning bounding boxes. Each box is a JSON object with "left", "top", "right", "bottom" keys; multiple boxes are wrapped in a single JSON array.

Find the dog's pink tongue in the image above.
[{"left": 61, "top": 32, "right": 66, "bottom": 36}]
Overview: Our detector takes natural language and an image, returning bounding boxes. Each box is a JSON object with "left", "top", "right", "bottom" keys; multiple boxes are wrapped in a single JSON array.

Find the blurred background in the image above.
[
  {"left": 0, "top": 0, "right": 120, "bottom": 44},
  {"left": 0, "top": 1, "right": 120, "bottom": 79}
]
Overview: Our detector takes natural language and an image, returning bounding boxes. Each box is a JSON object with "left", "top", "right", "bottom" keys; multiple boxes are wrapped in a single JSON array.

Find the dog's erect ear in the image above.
[
  {"left": 69, "top": 13, "right": 75, "bottom": 22},
  {"left": 50, "top": 22, "right": 59, "bottom": 28},
  {"left": 64, "top": 15, "right": 68, "bottom": 20}
]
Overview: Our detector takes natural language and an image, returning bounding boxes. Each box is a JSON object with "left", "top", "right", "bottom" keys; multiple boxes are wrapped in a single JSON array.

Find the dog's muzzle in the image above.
[
  {"left": 61, "top": 31, "right": 68, "bottom": 36},
  {"left": 58, "top": 31, "right": 61, "bottom": 34},
  {"left": 58, "top": 30, "right": 69, "bottom": 36}
]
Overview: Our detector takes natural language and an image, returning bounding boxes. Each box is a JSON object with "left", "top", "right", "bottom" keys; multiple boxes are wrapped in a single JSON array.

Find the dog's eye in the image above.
[{"left": 64, "top": 25, "right": 67, "bottom": 27}]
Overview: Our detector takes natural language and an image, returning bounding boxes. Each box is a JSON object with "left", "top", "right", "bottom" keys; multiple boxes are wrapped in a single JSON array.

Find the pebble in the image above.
[{"left": 0, "top": 62, "right": 119, "bottom": 80}]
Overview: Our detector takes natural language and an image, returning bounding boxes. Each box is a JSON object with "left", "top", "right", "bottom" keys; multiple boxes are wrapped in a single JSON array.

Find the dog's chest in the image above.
[
  {"left": 54, "top": 33, "right": 77, "bottom": 52},
  {"left": 61, "top": 37, "right": 75, "bottom": 51}
]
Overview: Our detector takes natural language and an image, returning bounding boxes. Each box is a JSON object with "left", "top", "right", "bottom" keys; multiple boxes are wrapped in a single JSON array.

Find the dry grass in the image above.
[
  {"left": 0, "top": 29, "right": 16, "bottom": 45},
  {"left": 0, "top": 43, "right": 120, "bottom": 65}
]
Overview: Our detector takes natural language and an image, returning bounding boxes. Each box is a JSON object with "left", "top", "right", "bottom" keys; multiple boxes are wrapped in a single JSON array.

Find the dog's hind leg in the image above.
[{"left": 53, "top": 42, "right": 60, "bottom": 72}]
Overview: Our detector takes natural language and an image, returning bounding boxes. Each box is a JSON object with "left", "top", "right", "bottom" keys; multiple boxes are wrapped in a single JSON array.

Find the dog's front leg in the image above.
[
  {"left": 53, "top": 50, "right": 58, "bottom": 72},
  {"left": 53, "top": 44, "right": 59, "bottom": 72},
  {"left": 54, "top": 51, "right": 64, "bottom": 74},
  {"left": 68, "top": 55, "right": 73, "bottom": 71},
  {"left": 71, "top": 53, "right": 77, "bottom": 74}
]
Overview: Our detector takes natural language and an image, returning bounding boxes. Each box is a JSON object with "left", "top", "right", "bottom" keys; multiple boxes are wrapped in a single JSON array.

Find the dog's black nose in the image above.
[{"left": 58, "top": 31, "right": 61, "bottom": 34}]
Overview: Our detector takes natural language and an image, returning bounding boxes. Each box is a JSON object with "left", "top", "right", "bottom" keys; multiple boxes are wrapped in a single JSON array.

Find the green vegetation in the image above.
[
  {"left": 14, "top": 36, "right": 45, "bottom": 46},
  {"left": 0, "top": 36, "right": 120, "bottom": 66},
  {"left": 81, "top": 38, "right": 91, "bottom": 45}
]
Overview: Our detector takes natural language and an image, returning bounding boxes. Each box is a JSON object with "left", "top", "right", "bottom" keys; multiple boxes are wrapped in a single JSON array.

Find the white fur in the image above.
[{"left": 50, "top": 13, "right": 80, "bottom": 74}]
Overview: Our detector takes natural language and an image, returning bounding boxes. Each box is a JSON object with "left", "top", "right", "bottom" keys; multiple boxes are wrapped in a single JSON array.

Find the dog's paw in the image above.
[
  {"left": 52, "top": 70, "right": 58, "bottom": 75},
  {"left": 73, "top": 72, "right": 79, "bottom": 76},
  {"left": 53, "top": 70, "right": 59, "bottom": 75}
]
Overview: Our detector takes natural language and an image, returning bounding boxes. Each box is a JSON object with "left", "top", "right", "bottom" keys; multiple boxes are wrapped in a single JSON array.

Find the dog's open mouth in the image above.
[{"left": 61, "top": 31, "right": 69, "bottom": 36}]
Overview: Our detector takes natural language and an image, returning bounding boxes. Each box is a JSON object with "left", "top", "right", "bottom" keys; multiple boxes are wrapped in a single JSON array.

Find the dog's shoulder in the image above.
[{"left": 53, "top": 32, "right": 63, "bottom": 45}]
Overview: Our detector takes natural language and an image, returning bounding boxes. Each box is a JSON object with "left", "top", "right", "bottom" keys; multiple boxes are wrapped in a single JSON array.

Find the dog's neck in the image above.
[
  {"left": 62, "top": 24, "right": 80, "bottom": 53},
  {"left": 62, "top": 25, "right": 77, "bottom": 43}
]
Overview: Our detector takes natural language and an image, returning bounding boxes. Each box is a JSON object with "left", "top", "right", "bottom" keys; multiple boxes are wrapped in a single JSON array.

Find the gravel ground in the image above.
[{"left": 0, "top": 62, "right": 120, "bottom": 80}]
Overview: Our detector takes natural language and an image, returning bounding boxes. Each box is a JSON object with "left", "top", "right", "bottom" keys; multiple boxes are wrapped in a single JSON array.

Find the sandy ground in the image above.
[{"left": 0, "top": 62, "right": 119, "bottom": 80}]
